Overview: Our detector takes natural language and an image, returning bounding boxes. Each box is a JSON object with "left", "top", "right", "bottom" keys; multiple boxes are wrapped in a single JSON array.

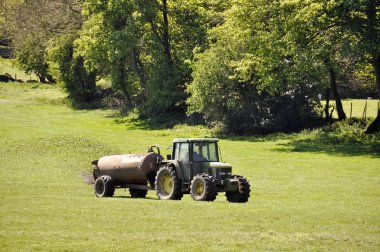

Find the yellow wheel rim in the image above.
[
  {"left": 161, "top": 174, "right": 173, "bottom": 194},
  {"left": 195, "top": 181, "right": 204, "bottom": 195}
]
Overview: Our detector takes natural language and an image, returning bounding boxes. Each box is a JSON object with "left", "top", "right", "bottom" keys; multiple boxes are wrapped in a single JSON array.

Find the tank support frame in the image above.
[{"left": 115, "top": 184, "right": 153, "bottom": 190}]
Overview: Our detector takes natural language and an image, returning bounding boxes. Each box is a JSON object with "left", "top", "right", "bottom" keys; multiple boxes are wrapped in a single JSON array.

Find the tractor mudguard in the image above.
[{"left": 160, "top": 160, "right": 184, "bottom": 180}]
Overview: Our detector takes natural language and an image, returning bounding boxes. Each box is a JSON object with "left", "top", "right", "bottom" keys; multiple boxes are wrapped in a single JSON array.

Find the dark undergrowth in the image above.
[
  {"left": 276, "top": 118, "right": 380, "bottom": 157},
  {"left": 110, "top": 110, "right": 189, "bottom": 130}
]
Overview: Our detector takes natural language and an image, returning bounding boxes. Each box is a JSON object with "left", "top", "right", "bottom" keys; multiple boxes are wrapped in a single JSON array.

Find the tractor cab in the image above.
[
  {"left": 168, "top": 139, "right": 233, "bottom": 189},
  {"left": 171, "top": 138, "right": 219, "bottom": 162}
]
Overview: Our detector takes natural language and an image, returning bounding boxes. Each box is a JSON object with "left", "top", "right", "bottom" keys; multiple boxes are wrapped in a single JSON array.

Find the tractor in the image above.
[{"left": 92, "top": 138, "right": 251, "bottom": 203}]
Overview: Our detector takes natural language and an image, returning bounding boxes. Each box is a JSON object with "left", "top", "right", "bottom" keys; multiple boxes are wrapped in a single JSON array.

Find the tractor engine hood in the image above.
[{"left": 207, "top": 162, "right": 232, "bottom": 169}]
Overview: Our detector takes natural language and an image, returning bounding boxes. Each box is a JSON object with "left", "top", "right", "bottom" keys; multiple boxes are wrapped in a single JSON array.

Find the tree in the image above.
[
  {"left": 187, "top": 0, "right": 322, "bottom": 134},
  {"left": 333, "top": 0, "right": 380, "bottom": 132},
  {"left": 78, "top": 0, "right": 215, "bottom": 113},
  {"left": 0, "top": 0, "right": 22, "bottom": 37},
  {"left": 49, "top": 33, "right": 97, "bottom": 103},
  {"left": 16, "top": 34, "right": 54, "bottom": 82},
  {"left": 8, "top": 0, "right": 83, "bottom": 83}
]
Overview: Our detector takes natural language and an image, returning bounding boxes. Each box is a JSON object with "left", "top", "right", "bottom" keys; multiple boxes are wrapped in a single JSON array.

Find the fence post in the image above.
[{"left": 350, "top": 102, "right": 352, "bottom": 118}]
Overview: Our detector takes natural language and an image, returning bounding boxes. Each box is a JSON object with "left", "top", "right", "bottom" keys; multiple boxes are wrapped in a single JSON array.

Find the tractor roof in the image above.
[{"left": 173, "top": 138, "right": 219, "bottom": 143}]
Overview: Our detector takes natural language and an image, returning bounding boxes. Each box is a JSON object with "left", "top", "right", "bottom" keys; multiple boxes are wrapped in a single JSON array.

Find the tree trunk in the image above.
[
  {"left": 365, "top": 55, "right": 380, "bottom": 133},
  {"left": 83, "top": 71, "right": 97, "bottom": 102},
  {"left": 327, "top": 62, "right": 346, "bottom": 120},
  {"left": 37, "top": 74, "right": 47, "bottom": 83},
  {"left": 365, "top": 109, "right": 380, "bottom": 133},
  {"left": 324, "top": 88, "right": 331, "bottom": 121},
  {"left": 86, "top": 71, "right": 97, "bottom": 91},
  {"left": 373, "top": 56, "right": 380, "bottom": 96},
  {"left": 365, "top": 0, "right": 380, "bottom": 94},
  {"left": 46, "top": 73, "right": 56, "bottom": 84},
  {"left": 364, "top": 1, "right": 380, "bottom": 133},
  {"left": 117, "top": 57, "right": 132, "bottom": 107},
  {"left": 162, "top": 0, "right": 173, "bottom": 65},
  {"left": 131, "top": 48, "right": 147, "bottom": 101}
]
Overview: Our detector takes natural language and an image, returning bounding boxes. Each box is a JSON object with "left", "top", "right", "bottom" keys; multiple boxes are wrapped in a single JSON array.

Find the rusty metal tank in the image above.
[{"left": 93, "top": 151, "right": 162, "bottom": 185}]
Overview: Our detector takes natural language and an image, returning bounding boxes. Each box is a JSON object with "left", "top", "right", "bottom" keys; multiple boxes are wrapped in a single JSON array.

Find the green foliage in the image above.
[
  {"left": 77, "top": 0, "right": 214, "bottom": 113},
  {"left": 8, "top": 0, "right": 83, "bottom": 83},
  {"left": 74, "top": 13, "right": 109, "bottom": 75},
  {"left": 16, "top": 34, "right": 52, "bottom": 82},
  {"left": 187, "top": 0, "right": 323, "bottom": 134},
  {"left": 4, "top": 0, "right": 379, "bottom": 133},
  {"left": 186, "top": 0, "right": 380, "bottom": 133},
  {"left": 48, "top": 34, "right": 97, "bottom": 103}
]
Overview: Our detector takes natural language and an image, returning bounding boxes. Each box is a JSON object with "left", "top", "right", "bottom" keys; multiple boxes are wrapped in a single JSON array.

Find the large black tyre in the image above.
[
  {"left": 94, "top": 175, "right": 115, "bottom": 197},
  {"left": 129, "top": 188, "right": 148, "bottom": 198},
  {"left": 226, "top": 175, "right": 250, "bottom": 203},
  {"left": 190, "top": 174, "right": 218, "bottom": 201},
  {"left": 155, "top": 166, "right": 183, "bottom": 200}
]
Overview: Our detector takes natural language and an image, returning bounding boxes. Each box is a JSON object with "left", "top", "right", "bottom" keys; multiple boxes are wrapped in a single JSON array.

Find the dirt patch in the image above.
[
  {"left": 0, "top": 99, "right": 14, "bottom": 104},
  {"left": 81, "top": 171, "right": 95, "bottom": 185}
]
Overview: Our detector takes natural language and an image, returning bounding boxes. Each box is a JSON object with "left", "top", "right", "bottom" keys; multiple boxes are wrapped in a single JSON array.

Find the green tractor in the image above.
[
  {"left": 93, "top": 138, "right": 251, "bottom": 203},
  {"left": 155, "top": 138, "right": 251, "bottom": 202}
]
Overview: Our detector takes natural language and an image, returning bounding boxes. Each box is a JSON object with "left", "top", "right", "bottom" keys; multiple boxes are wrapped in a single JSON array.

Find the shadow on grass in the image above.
[
  {"left": 275, "top": 132, "right": 380, "bottom": 158},
  {"left": 106, "top": 111, "right": 190, "bottom": 130},
  {"left": 218, "top": 119, "right": 380, "bottom": 158},
  {"left": 113, "top": 196, "right": 159, "bottom": 200},
  {"left": 218, "top": 132, "right": 300, "bottom": 143}
]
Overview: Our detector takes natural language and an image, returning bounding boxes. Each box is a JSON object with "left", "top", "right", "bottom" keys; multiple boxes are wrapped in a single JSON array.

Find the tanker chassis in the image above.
[{"left": 92, "top": 138, "right": 251, "bottom": 203}]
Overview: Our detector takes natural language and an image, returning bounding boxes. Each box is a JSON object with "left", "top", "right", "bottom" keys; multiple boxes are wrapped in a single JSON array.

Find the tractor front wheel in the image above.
[
  {"left": 190, "top": 174, "right": 217, "bottom": 201},
  {"left": 155, "top": 166, "right": 183, "bottom": 200},
  {"left": 94, "top": 175, "right": 115, "bottom": 197},
  {"left": 226, "top": 175, "right": 250, "bottom": 203}
]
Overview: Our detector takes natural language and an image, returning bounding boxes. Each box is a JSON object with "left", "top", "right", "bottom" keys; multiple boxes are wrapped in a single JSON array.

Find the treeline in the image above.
[{"left": 1, "top": 0, "right": 379, "bottom": 134}]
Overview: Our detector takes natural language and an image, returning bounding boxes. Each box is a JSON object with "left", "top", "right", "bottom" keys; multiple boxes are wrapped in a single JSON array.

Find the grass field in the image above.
[
  {"left": 0, "top": 82, "right": 379, "bottom": 251},
  {"left": 322, "top": 99, "right": 379, "bottom": 119},
  {"left": 0, "top": 58, "right": 38, "bottom": 82}
]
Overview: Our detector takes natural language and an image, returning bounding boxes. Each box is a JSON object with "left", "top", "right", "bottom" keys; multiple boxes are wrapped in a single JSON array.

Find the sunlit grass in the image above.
[
  {"left": 0, "top": 82, "right": 379, "bottom": 251},
  {"left": 0, "top": 57, "right": 38, "bottom": 81},
  {"left": 322, "top": 99, "right": 379, "bottom": 119}
]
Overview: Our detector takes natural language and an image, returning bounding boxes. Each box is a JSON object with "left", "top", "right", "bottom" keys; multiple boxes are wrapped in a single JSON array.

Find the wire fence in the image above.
[
  {"left": 358, "top": 100, "right": 380, "bottom": 119},
  {"left": 321, "top": 99, "right": 380, "bottom": 119}
]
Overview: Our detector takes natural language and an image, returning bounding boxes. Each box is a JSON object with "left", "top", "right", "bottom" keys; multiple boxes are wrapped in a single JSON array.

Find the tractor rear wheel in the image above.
[
  {"left": 95, "top": 175, "right": 115, "bottom": 197},
  {"left": 155, "top": 166, "right": 183, "bottom": 200},
  {"left": 190, "top": 174, "right": 217, "bottom": 201},
  {"left": 226, "top": 175, "right": 250, "bottom": 203},
  {"left": 129, "top": 188, "right": 148, "bottom": 198}
]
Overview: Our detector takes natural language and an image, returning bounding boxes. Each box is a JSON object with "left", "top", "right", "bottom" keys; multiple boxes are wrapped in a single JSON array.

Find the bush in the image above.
[{"left": 48, "top": 34, "right": 97, "bottom": 103}]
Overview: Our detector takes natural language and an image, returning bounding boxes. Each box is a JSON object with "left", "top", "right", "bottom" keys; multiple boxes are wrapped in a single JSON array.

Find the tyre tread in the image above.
[{"left": 226, "top": 175, "right": 250, "bottom": 203}]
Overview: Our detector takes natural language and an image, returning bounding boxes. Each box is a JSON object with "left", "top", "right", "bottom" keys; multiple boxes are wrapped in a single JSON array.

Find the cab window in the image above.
[
  {"left": 192, "top": 142, "right": 218, "bottom": 162},
  {"left": 174, "top": 142, "right": 190, "bottom": 162}
]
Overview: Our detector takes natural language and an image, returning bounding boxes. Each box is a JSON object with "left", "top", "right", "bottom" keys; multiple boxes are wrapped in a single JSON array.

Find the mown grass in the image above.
[{"left": 0, "top": 82, "right": 379, "bottom": 251}]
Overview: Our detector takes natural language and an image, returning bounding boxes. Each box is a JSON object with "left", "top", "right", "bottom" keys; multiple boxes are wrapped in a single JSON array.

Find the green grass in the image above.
[
  {"left": 322, "top": 99, "right": 379, "bottom": 119},
  {"left": 0, "top": 82, "right": 379, "bottom": 251},
  {"left": 0, "top": 58, "right": 38, "bottom": 82}
]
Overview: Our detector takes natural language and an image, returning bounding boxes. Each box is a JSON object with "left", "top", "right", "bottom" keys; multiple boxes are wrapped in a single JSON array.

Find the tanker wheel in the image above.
[
  {"left": 129, "top": 188, "right": 148, "bottom": 198},
  {"left": 226, "top": 175, "right": 250, "bottom": 203},
  {"left": 155, "top": 166, "right": 183, "bottom": 200},
  {"left": 190, "top": 174, "right": 217, "bottom": 201},
  {"left": 94, "top": 175, "right": 115, "bottom": 197}
]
